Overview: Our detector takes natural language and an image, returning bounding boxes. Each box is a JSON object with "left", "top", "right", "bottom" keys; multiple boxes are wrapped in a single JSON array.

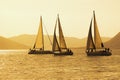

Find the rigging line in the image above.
[{"left": 43, "top": 23, "right": 53, "bottom": 46}]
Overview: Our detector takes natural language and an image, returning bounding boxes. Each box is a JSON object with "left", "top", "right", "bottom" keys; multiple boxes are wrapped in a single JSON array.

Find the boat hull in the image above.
[
  {"left": 54, "top": 51, "right": 73, "bottom": 55},
  {"left": 28, "top": 50, "right": 53, "bottom": 54},
  {"left": 86, "top": 51, "right": 112, "bottom": 56}
]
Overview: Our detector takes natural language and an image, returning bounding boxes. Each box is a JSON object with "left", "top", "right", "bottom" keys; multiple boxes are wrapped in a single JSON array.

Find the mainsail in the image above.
[
  {"left": 33, "top": 16, "right": 44, "bottom": 50},
  {"left": 52, "top": 19, "right": 61, "bottom": 52},
  {"left": 58, "top": 15, "right": 67, "bottom": 49},
  {"left": 93, "top": 11, "right": 104, "bottom": 48},
  {"left": 86, "top": 19, "right": 95, "bottom": 49}
]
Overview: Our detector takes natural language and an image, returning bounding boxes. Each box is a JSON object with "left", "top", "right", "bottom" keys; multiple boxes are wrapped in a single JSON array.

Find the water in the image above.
[{"left": 0, "top": 49, "right": 120, "bottom": 80}]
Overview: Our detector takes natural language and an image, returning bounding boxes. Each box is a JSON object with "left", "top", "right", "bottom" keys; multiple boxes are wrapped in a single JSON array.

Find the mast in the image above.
[
  {"left": 93, "top": 11, "right": 104, "bottom": 48},
  {"left": 57, "top": 14, "right": 67, "bottom": 49},
  {"left": 33, "top": 16, "right": 44, "bottom": 50}
]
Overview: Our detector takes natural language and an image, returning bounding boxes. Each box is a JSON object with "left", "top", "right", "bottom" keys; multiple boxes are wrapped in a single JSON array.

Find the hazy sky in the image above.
[{"left": 0, "top": 0, "right": 120, "bottom": 38}]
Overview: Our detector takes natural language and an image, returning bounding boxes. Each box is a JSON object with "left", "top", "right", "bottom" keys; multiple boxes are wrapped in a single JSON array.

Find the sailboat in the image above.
[
  {"left": 52, "top": 14, "right": 73, "bottom": 55},
  {"left": 86, "top": 11, "right": 112, "bottom": 56},
  {"left": 28, "top": 16, "right": 52, "bottom": 54}
]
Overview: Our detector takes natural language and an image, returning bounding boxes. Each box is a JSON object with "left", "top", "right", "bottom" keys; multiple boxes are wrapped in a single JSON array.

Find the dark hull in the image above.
[
  {"left": 54, "top": 51, "right": 73, "bottom": 55},
  {"left": 87, "top": 51, "right": 112, "bottom": 56},
  {"left": 28, "top": 50, "right": 53, "bottom": 54}
]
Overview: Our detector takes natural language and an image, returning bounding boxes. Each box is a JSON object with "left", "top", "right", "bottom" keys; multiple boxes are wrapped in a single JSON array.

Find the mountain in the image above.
[
  {"left": 9, "top": 34, "right": 36, "bottom": 47},
  {"left": 0, "top": 36, "right": 29, "bottom": 49},
  {"left": 9, "top": 34, "right": 111, "bottom": 49},
  {"left": 104, "top": 32, "right": 120, "bottom": 49},
  {"left": 9, "top": 34, "right": 82, "bottom": 48}
]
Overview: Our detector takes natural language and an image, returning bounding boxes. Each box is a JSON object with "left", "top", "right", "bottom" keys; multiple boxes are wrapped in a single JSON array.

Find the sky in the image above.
[{"left": 0, "top": 0, "right": 120, "bottom": 38}]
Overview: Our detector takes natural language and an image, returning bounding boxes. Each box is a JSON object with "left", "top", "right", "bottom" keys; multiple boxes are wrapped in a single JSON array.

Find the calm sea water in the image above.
[{"left": 0, "top": 49, "right": 120, "bottom": 80}]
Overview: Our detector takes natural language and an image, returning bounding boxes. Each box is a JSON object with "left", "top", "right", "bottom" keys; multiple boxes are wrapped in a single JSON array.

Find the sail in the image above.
[
  {"left": 86, "top": 19, "right": 95, "bottom": 49},
  {"left": 93, "top": 11, "right": 104, "bottom": 48},
  {"left": 57, "top": 15, "right": 67, "bottom": 49},
  {"left": 34, "top": 16, "right": 44, "bottom": 50},
  {"left": 52, "top": 19, "right": 61, "bottom": 52}
]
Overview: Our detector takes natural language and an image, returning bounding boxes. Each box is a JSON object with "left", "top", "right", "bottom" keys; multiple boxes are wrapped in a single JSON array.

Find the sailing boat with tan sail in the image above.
[
  {"left": 86, "top": 11, "right": 112, "bottom": 56},
  {"left": 52, "top": 14, "right": 73, "bottom": 55},
  {"left": 28, "top": 16, "right": 52, "bottom": 54}
]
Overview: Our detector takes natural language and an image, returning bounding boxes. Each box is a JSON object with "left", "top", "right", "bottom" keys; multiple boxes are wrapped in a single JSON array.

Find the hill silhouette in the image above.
[
  {"left": 0, "top": 36, "right": 29, "bottom": 49},
  {"left": 105, "top": 32, "right": 120, "bottom": 49},
  {"left": 9, "top": 34, "right": 36, "bottom": 47},
  {"left": 9, "top": 34, "right": 82, "bottom": 49},
  {"left": 9, "top": 34, "right": 110, "bottom": 49}
]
